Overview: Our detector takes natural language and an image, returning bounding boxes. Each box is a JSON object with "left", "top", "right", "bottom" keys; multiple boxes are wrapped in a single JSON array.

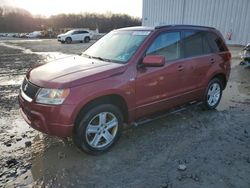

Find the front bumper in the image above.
[
  {"left": 57, "top": 37, "right": 66, "bottom": 42},
  {"left": 18, "top": 93, "right": 75, "bottom": 137}
]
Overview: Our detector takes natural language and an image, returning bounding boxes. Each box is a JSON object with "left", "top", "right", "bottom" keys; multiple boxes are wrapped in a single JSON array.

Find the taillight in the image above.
[{"left": 225, "top": 52, "right": 231, "bottom": 61}]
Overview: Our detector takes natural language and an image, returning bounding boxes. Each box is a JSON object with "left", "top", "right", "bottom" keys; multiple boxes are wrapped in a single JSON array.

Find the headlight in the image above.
[{"left": 36, "top": 88, "right": 70, "bottom": 105}]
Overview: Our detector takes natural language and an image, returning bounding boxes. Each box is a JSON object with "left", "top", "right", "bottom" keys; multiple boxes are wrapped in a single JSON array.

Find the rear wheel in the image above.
[
  {"left": 73, "top": 104, "right": 123, "bottom": 155},
  {"left": 84, "top": 37, "right": 90, "bottom": 43},
  {"left": 203, "top": 78, "right": 223, "bottom": 110},
  {"left": 66, "top": 37, "right": 72, "bottom": 44}
]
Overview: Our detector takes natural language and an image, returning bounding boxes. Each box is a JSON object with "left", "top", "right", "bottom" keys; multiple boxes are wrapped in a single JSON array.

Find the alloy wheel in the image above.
[
  {"left": 207, "top": 82, "right": 221, "bottom": 106},
  {"left": 85, "top": 112, "right": 118, "bottom": 149}
]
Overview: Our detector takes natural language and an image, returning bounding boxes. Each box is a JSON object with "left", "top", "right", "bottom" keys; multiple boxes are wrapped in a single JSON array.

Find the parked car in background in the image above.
[
  {"left": 20, "top": 33, "right": 28, "bottom": 38},
  {"left": 57, "top": 29, "right": 91, "bottom": 44},
  {"left": 7, "top": 33, "right": 19, "bottom": 37},
  {"left": 19, "top": 25, "right": 231, "bottom": 154},
  {"left": 240, "top": 43, "right": 250, "bottom": 66},
  {"left": 27, "top": 31, "right": 42, "bottom": 38}
]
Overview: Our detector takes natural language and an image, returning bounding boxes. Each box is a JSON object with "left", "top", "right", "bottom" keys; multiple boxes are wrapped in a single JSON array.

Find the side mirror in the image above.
[{"left": 142, "top": 55, "right": 165, "bottom": 67}]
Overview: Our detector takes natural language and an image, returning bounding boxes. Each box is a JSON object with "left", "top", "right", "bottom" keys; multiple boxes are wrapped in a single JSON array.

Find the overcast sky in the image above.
[{"left": 0, "top": 0, "right": 142, "bottom": 17}]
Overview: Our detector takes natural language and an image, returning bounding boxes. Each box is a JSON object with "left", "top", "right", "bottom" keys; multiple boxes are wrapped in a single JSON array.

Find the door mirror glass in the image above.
[{"left": 142, "top": 55, "right": 165, "bottom": 67}]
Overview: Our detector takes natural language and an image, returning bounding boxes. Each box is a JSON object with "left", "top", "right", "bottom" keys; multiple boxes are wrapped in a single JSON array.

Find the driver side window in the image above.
[{"left": 146, "top": 32, "right": 181, "bottom": 61}]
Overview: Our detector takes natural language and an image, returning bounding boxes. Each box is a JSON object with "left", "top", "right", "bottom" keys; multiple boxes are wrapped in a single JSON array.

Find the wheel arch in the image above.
[
  {"left": 84, "top": 36, "right": 90, "bottom": 42},
  {"left": 74, "top": 94, "right": 129, "bottom": 126},
  {"left": 211, "top": 73, "right": 227, "bottom": 89},
  {"left": 65, "top": 36, "right": 72, "bottom": 42}
]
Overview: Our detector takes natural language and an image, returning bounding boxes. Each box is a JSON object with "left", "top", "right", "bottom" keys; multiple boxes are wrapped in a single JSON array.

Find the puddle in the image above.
[
  {"left": 0, "top": 43, "right": 33, "bottom": 54},
  {"left": 0, "top": 116, "right": 33, "bottom": 149},
  {"left": 0, "top": 75, "right": 24, "bottom": 86},
  {"left": 35, "top": 52, "right": 72, "bottom": 63},
  {"left": 0, "top": 42, "right": 72, "bottom": 63},
  {"left": 0, "top": 42, "right": 73, "bottom": 89}
]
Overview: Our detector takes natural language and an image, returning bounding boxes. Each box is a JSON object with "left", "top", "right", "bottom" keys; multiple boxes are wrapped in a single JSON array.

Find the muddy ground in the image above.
[{"left": 0, "top": 39, "right": 249, "bottom": 188}]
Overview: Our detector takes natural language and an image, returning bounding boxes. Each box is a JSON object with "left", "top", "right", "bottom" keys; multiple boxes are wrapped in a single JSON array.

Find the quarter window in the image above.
[
  {"left": 146, "top": 32, "right": 181, "bottom": 61},
  {"left": 205, "top": 32, "right": 226, "bottom": 52}
]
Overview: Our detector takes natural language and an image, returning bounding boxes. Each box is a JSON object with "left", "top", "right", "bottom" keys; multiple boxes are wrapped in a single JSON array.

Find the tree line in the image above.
[{"left": 0, "top": 6, "right": 141, "bottom": 33}]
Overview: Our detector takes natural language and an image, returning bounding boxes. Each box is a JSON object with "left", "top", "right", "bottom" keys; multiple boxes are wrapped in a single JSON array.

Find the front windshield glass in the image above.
[
  {"left": 65, "top": 30, "right": 74, "bottom": 35},
  {"left": 83, "top": 30, "right": 151, "bottom": 63}
]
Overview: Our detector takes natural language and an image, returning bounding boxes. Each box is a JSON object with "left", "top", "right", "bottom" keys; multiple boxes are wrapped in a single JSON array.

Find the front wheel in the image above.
[
  {"left": 203, "top": 78, "right": 223, "bottom": 110},
  {"left": 73, "top": 104, "right": 123, "bottom": 155},
  {"left": 65, "top": 37, "right": 72, "bottom": 44}
]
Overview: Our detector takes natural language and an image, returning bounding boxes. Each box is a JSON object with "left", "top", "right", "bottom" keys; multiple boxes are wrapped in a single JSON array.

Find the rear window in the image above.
[
  {"left": 205, "top": 32, "right": 227, "bottom": 52},
  {"left": 181, "top": 30, "right": 225, "bottom": 58},
  {"left": 79, "top": 31, "right": 89, "bottom": 34},
  {"left": 182, "top": 31, "right": 204, "bottom": 57}
]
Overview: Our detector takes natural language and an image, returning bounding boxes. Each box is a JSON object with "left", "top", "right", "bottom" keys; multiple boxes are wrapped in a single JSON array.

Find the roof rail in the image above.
[{"left": 155, "top": 24, "right": 216, "bottom": 30}]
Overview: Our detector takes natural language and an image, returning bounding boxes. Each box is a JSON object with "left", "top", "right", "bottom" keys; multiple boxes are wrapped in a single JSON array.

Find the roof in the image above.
[
  {"left": 117, "top": 26, "right": 155, "bottom": 31},
  {"left": 155, "top": 24, "right": 216, "bottom": 30},
  {"left": 116, "top": 25, "right": 216, "bottom": 32}
]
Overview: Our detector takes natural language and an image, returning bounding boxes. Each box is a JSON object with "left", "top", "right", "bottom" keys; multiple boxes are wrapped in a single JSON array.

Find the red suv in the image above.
[{"left": 19, "top": 25, "right": 231, "bottom": 154}]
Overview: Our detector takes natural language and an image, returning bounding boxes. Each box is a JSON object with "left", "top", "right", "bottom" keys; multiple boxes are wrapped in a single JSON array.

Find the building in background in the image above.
[{"left": 142, "top": 0, "right": 250, "bottom": 45}]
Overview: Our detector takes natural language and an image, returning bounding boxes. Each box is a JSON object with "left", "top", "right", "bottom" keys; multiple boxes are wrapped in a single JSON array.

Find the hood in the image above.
[
  {"left": 28, "top": 55, "right": 127, "bottom": 88},
  {"left": 58, "top": 34, "right": 66, "bottom": 37}
]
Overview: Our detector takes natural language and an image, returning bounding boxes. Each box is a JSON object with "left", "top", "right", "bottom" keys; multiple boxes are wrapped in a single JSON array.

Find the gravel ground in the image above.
[{"left": 0, "top": 39, "right": 249, "bottom": 188}]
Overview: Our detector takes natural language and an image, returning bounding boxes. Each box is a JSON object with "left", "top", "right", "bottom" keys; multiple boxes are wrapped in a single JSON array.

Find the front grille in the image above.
[{"left": 21, "top": 79, "right": 40, "bottom": 99}]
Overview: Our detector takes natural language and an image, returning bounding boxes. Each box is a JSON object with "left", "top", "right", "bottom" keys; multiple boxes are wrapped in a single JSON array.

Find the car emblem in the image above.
[{"left": 24, "top": 84, "right": 28, "bottom": 91}]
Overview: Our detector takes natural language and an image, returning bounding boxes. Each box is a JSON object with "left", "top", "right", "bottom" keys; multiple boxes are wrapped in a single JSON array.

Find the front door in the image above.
[
  {"left": 135, "top": 31, "right": 186, "bottom": 118},
  {"left": 71, "top": 31, "right": 80, "bottom": 41}
]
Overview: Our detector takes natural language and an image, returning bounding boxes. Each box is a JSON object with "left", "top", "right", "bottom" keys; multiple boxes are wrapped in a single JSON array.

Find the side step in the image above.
[{"left": 131, "top": 101, "right": 203, "bottom": 127}]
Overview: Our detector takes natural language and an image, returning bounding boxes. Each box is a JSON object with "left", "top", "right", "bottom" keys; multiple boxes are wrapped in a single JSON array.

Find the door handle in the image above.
[
  {"left": 177, "top": 65, "right": 184, "bottom": 71},
  {"left": 210, "top": 58, "right": 216, "bottom": 64}
]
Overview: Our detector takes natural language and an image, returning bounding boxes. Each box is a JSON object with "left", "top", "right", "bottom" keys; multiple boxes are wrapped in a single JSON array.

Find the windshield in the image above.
[
  {"left": 65, "top": 30, "right": 74, "bottom": 35},
  {"left": 83, "top": 30, "right": 150, "bottom": 63}
]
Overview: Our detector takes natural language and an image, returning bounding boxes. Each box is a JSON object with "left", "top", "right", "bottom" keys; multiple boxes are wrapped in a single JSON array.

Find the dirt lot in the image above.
[{"left": 0, "top": 39, "right": 250, "bottom": 188}]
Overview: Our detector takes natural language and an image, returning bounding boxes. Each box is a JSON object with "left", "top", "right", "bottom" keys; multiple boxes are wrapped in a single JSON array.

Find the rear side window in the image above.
[
  {"left": 182, "top": 31, "right": 203, "bottom": 57},
  {"left": 146, "top": 32, "right": 181, "bottom": 61},
  {"left": 205, "top": 32, "right": 226, "bottom": 52},
  {"left": 79, "top": 31, "right": 89, "bottom": 34},
  {"left": 203, "top": 35, "right": 212, "bottom": 54}
]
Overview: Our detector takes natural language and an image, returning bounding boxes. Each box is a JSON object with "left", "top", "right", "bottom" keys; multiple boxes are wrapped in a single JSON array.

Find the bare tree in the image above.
[{"left": 0, "top": 6, "right": 141, "bottom": 33}]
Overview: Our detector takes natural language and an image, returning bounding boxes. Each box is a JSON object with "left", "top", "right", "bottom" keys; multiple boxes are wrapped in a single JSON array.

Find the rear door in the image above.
[
  {"left": 78, "top": 30, "right": 88, "bottom": 40},
  {"left": 180, "top": 30, "right": 214, "bottom": 92}
]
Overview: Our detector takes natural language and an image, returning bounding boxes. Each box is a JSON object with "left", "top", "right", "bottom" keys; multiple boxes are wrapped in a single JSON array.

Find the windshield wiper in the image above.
[
  {"left": 91, "top": 56, "right": 112, "bottom": 62},
  {"left": 82, "top": 54, "right": 123, "bottom": 64},
  {"left": 82, "top": 54, "right": 109, "bottom": 61},
  {"left": 82, "top": 53, "right": 92, "bottom": 58}
]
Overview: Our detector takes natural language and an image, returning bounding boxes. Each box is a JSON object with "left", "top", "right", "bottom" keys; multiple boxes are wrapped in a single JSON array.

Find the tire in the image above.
[
  {"left": 65, "top": 37, "right": 72, "bottom": 44},
  {"left": 203, "top": 78, "right": 223, "bottom": 110},
  {"left": 84, "top": 37, "right": 90, "bottom": 43},
  {"left": 61, "top": 41, "right": 65, "bottom": 44},
  {"left": 73, "top": 104, "right": 123, "bottom": 155}
]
